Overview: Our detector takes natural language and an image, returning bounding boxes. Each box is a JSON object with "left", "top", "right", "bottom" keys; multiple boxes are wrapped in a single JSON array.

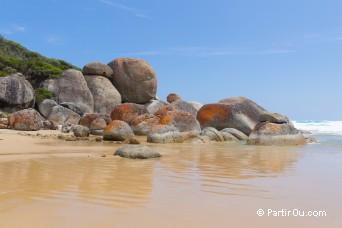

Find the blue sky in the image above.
[{"left": 1, "top": 0, "right": 342, "bottom": 120}]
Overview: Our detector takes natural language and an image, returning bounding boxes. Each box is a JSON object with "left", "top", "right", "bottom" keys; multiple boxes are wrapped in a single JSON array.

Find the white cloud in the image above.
[
  {"left": 99, "top": 0, "right": 151, "bottom": 19},
  {"left": 46, "top": 35, "right": 62, "bottom": 45},
  {"left": 14, "top": 25, "right": 26, "bottom": 32},
  {"left": 0, "top": 24, "right": 26, "bottom": 35},
  {"left": 123, "top": 46, "right": 297, "bottom": 57}
]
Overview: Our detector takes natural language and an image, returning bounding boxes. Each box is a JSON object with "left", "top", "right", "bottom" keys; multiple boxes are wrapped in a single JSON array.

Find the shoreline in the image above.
[{"left": 0, "top": 129, "right": 119, "bottom": 161}]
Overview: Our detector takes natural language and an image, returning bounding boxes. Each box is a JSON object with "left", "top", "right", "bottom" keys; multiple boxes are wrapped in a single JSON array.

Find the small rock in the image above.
[
  {"left": 73, "top": 125, "right": 90, "bottom": 137},
  {"left": 306, "top": 137, "right": 317, "bottom": 143},
  {"left": 95, "top": 137, "right": 103, "bottom": 142},
  {"left": 114, "top": 145, "right": 161, "bottom": 159},
  {"left": 42, "top": 120, "right": 52, "bottom": 130},
  {"left": 76, "top": 137, "right": 89, "bottom": 141},
  {"left": 66, "top": 136, "right": 77, "bottom": 141},
  {"left": 125, "top": 138, "right": 141, "bottom": 144},
  {"left": 58, "top": 134, "right": 66, "bottom": 140},
  {"left": 61, "top": 123, "right": 73, "bottom": 133},
  {"left": 167, "top": 93, "right": 182, "bottom": 103}
]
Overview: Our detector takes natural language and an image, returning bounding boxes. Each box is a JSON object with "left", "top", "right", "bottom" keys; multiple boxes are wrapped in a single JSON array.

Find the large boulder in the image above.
[
  {"left": 189, "top": 101, "right": 203, "bottom": 111},
  {"left": 247, "top": 122, "right": 307, "bottom": 146},
  {"left": 197, "top": 96, "right": 268, "bottom": 135},
  {"left": 143, "top": 99, "right": 168, "bottom": 114},
  {"left": 130, "top": 114, "right": 160, "bottom": 136},
  {"left": 47, "top": 105, "right": 81, "bottom": 125},
  {"left": 80, "top": 113, "right": 111, "bottom": 128},
  {"left": 155, "top": 100, "right": 198, "bottom": 117},
  {"left": 114, "top": 145, "right": 161, "bottom": 159},
  {"left": 82, "top": 62, "right": 113, "bottom": 77},
  {"left": 110, "top": 103, "right": 148, "bottom": 124},
  {"left": 247, "top": 113, "right": 306, "bottom": 146},
  {"left": 8, "top": 108, "right": 42, "bottom": 131},
  {"left": 147, "top": 110, "right": 201, "bottom": 143},
  {"left": 37, "top": 99, "right": 58, "bottom": 118},
  {"left": 84, "top": 75, "right": 121, "bottom": 116},
  {"left": 103, "top": 120, "right": 134, "bottom": 141},
  {"left": 107, "top": 58, "right": 157, "bottom": 103},
  {"left": 0, "top": 73, "right": 35, "bottom": 112},
  {"left": 80, "top": 113, "right": 111, "bottom": 135},
  {"left": 43, "top": 69, "right": 94, "bottom": 114},
  {"left": 60, "top": 102, "right": 89, "bottom": 116}
]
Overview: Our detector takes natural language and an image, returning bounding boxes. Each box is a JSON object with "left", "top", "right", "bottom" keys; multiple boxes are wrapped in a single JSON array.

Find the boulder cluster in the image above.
[{"left": 0, "top": 57, "right": 310, "bottom": 146}]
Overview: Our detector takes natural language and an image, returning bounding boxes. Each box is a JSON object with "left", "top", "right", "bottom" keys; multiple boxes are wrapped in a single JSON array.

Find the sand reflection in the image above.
[{"left": 0, "top": 156, "right": 155, "bottom": 211}]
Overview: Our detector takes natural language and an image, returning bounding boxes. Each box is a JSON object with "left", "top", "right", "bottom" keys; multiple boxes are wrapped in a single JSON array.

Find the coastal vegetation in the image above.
[
  {"left": 0, "top": 35, "right": 78, "bottom": 85},
  {"left": 34, "top": 87, "right": 53, "bottom": 102}
]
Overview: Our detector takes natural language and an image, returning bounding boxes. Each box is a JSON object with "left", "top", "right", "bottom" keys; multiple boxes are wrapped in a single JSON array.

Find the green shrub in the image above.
[
  {"left": 0, "top": 66, "right": 17, "bottom": 76},
  {"left": 28, "top": 61, "right": 63, "bottom": 78},
  {"left": 35, "top": 87, "right": 53, "bottom": 102},
  {"left": 0, "top": 36, "right": 79, "bottom": 83}
]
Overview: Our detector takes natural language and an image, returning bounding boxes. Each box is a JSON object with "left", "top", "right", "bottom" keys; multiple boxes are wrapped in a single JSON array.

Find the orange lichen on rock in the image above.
[{"left": 110, "top": 103, "right": 148, "bottom": 124}]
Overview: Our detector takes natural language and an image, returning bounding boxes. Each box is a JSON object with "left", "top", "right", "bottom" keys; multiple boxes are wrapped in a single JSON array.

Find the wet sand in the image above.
[{"left": 0, "top": 129, "right": 341, "bottom": 227}]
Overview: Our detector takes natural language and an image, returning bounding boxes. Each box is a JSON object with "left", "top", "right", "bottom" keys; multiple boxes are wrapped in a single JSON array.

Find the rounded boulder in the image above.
[
  {"left": 44, "top": 69, "right": 94, "bottom": 115},
  {"left": 130, "top": 114, "right": 160, "bottom": 136},
  {"left": 107, "top": 58, "right": 157, "bottom": 104},
  {"left": 84, "top": 75, "right": 121, "bottom": 116},
  {"left": 197, "top": 96, "right": 268, "bottom": 135},
  {"left": 147, "top": 110, "right": 201, "bottom": 143},
  {"left": 73, "top": 125, "right": 90, "bottom": 137},
  {"left": 8, "top": 108, "right": 42, "bottom": 131},
  {"left": 155, "top": 100, "right": 198, "bottom": 117},
  {"left": 143, "top": 99, "right": 168, "bottom": 114},
  {"left": 103, "top": 120, "right": 134, "bottom": 141},
  {"left": 110, "top": 103, "right": 148, "bottom": 124},
  {"left": 247, "top": 122, "right": 307, "bottom": 146},
  {"left": 82, "top": 62, "right": 113, "bottom": 77},
  {"left": 114, "top": 145, "right": 161, "bottom": 159},
  {"left": 37, "top": 99, "right": 58, "bottom": 118},
  {"left": 0, "top": 73, "right": 35, "bottom": 112},
  {"left": 167, "top": 93, "right": 182, "bottom": 103}
]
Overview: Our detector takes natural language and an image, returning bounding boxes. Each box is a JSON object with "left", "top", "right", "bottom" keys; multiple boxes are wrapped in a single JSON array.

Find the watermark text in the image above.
[{"left": 257, "top": 209, "right": 327, "bottom": 217}]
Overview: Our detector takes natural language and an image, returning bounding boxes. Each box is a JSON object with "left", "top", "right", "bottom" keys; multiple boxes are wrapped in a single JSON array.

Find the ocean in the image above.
[{"left": 293, "top": 120, "right": 342, "bottom": 145}]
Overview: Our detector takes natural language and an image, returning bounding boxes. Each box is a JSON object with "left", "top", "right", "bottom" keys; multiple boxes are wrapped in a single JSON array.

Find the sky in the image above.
[{"left": 1, "top": 0, "right": 342, "bottom": 120}]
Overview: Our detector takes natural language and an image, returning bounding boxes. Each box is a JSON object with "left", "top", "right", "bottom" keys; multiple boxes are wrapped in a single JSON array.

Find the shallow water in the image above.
[{"left": 0, "top": 141, "right": 341, "bottom": 228}]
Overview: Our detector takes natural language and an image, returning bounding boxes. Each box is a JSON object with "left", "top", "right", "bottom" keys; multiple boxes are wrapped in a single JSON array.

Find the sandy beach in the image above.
[{"left": 1, "top": 129, "right": 341, "bottom": 228}]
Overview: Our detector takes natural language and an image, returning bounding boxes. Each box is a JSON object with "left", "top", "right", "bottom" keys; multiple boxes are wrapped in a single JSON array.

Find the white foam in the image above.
[{"left": 293, "top": 121, "right": 342, "bottom": 135}]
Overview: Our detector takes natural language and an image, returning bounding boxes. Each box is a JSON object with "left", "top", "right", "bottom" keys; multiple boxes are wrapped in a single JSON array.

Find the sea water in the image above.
[{"left": 293, "top": 120, "right": 342, "bottom": 145}]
